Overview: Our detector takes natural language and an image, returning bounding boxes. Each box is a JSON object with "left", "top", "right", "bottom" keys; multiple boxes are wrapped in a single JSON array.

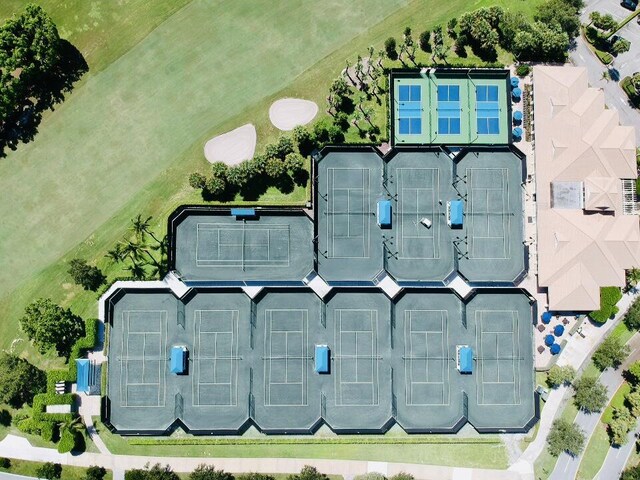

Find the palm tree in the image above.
[
  {"left": 120, "top": 239, "right": 144, "bottom": 263},
  {"left": 354, "top": 55, "right": 364, "bottom": 87},
  {"left": 126, "top": 262, "right": 147, "bottom": 280},
  {"left": 58, "top": 416, "right": 85, "bottom": 449},
  {"left": 343, "top": 59, "right": 356, "bottom": 86},
  {"left": 131, "top": 214, "right": 161, "bottom": 245},
  {"left": 627, "top": 268, "right": 640, "bottom": 288},
  {"left": 366, "top": 46, "right": 374, "bottom": 75},
  {"left": 351, "top": 110, "right": 364, "bottom": 136},
  {"left": 105, "top": 244, "right": 124, "bottom": 264},
  {"left": 361, "top": 106, "right": 375, "bottom": 129},
  {"left": 376, "top": 49, "right": 386, "bottom": 69}
]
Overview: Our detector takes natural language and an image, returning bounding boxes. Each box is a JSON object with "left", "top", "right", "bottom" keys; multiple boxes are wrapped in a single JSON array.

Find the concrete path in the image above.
[
  {"left": 0, "top": 474, "right": 39, "bottom": 480},
  {"left": 0, "top": 433, "right": 523, "bottom": 480},
  {"left": 549, "top": 334, "right": 640, "bottom": 480}
]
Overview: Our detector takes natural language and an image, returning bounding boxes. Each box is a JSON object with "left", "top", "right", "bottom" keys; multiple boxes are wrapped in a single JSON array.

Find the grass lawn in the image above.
[
  {"left": 577, "top": 422, "right": 609, "bottom": 480},
  {"left": 94, "top": 420, "right": 507, "bottom": 469},
  {"left": 603, "top": 383, "right": 632, "bottom": 425},
  {"left": 0, "top": 458, "right": 112, "bottom": 480},
  {"left": 0, "top": 0, "right": 545, "bottom": 363}
]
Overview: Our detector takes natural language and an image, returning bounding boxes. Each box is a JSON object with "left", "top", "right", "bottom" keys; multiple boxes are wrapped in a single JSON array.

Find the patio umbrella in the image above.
[
  {"left": 554, "top": 324, "right": 565, "bottom": 337},
  {"left": 513, "top": 111, "right": 523, "bottom": 123},
  {"left": 512, "top": 127, "right": 523, "bottom": 139},
  {"left": 544, "top": 334, "right": 555, "bottom": 346},
  {"left": 511, "top": 77, "right": 520, "bottom": 88},
  {"left": 541, "top": 311, "right": 553, "bottom": 324},
  {"left": 512, "top": 87, "right": 522, "bottom": 98},
  {"left": 550, "top": 343, "right": 561, "bottom": 355}
]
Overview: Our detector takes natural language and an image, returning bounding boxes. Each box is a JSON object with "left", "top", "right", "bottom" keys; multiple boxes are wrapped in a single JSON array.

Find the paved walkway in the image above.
[{"left": 549, "top": 334, "right": 640, "bottom": 480}]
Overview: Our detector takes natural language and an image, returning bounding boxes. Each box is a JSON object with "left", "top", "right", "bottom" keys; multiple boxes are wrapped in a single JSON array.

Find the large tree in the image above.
[
  {"left": 592, "top": 336, "right": 630, "bottom": 371},
  {"left": 20, "top": 298, "right": 85, "bottom": 357},
  {"left": 547, "top": 419, "right": 585, "bottom": 457},
  {"left": 547, "top": 365, "right": 576, "bottom": 388},
  {"left": 68, "top": 258, "right": 105, "bottom": 291},
  {"left": 573, "top": 376, "right": 608, "bottom": 413},
  {"left": 190, "top": 464, "right": 235, "bottom": 480},
  {"left": 0, "top": 353, "right": 46, "bottom": 407},
  {"left": 0, "top": 4, "right": 87, "bottom": 156},
  {"left": 287, "top": 466, "right": 329, "bottom": 480}
]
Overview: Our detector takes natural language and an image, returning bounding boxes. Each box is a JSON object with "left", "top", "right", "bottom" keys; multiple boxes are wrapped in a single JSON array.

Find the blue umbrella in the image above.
[
  {"left": 554, "top": 324, "right": 565, "bottom": 337},
  {"left": 513, "top": 111, "right": 523, "bottom": 123},
  {"left": 550, "top": 343, "right": 561, "bottom": 355},
  {"left": 512, "top": 127, "right": 523, "bottom": 138},
  {"left": 544, "top": 334, "right": 555, "bottom": 346},
  {"left": 541, "top": 311, "right": 553, "bottom": 324},
  {"left": 512, "top": 87, "right": 522, "bottom": 98},
  {"left": 511, "top": 77, "right": 520, "bottom": 88}
]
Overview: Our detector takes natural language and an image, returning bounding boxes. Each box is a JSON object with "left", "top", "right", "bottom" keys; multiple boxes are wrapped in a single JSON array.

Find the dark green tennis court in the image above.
[
  {"left": 106, "top": 287, "right": 534, "bottom": 434},
  {"left": 172, "top": 210, "right": 314, "bottom": 284}
]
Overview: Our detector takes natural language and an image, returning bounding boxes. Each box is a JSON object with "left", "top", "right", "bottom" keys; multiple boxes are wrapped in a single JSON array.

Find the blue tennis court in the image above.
[
  {"left": 437, "top": 85, "right": 461, "bottom": 135},
  {"left": 476, "top": 85, "right": 500, "bottom": 135},
  {"left": 398, "top": 85, "right": 422, "bottom": 135}
]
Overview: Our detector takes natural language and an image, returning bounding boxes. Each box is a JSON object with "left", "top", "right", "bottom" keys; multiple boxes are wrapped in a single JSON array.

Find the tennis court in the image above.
[
  {"left": 316, "top": 151, "right": 385, "bottom": 282},
  {"left": 173, "top": 210, "right": 314, "bottom": 283},
  {"left": 386, "top": 151, "right": 456, "bottom": 283},
  {"left": 466, "top": 292, "right": 535, "bottom": 431},
  {"left": 392, "top": 70, "right": 510, "bottom": 145},
  {"left": 457, "top": 151, "right": 525, "bottom": 283}
]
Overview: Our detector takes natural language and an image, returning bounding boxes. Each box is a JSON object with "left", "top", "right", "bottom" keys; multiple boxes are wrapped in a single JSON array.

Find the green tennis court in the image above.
[
  {"left": 316, "top": 151, "right": 385, "bottom": 282},
  {"left": 172, "top": 209, "right": 314, "bottom": 283},
  {"left": 106, "top": 288, "right": 534, "bottom": 434},
  {"left": 456, "top": 151, "right": 525, "bottom": 283}
]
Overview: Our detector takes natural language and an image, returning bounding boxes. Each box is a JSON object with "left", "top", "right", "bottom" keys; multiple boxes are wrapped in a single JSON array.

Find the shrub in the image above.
[
  {"left": 592, "top": 335, "right": 630, "bottom": 370},
  {"left": 237, "top": 475, "right": 275, "bottom": 480},
  {"left": 265, "top": 135, "right": 294, "bottom": 160},
  {"left": 547, "top": 365, "right": 576, "bottom": 388},
  {"left": 189, "top": 172, "right": 207, "bottom": 190},
  {"left": 332, "top": 111, "right": 350, "bottom": 131},
  {"left": 68, "top": 259, "right": 105, "bottom": 291},
  {"left": 36, "top": 462, "right": 62, "bottom": 480},
  {"left": 419, "top": 30, "right": 431, "bottom": 52},
  {"left": 125, "top": 471, "right": 146, "bottom": 480},
  {"left": 292, "top": 126, "right": 316, "bottom": 156},
  {"left": 190, "top": 464, "right": 235, "bottom": 480},
  {"left": 85, "top": 466, "right": 107, "bottom": 480},
  {"left": 547, "top": 418, "right": 585, "bottom": 456},
  {"left": 389, "top": 474, "right": 414, "bottom": 480},
  {"left": 40, "top": 420, "right": 55, "bottom": 442},
  {"left": 622, "top": 463, "right": 640, "bottom": 480},
  {"left": 0, "top": 457, "right": 10, "bottom": 468},
  {"left": 609, "top": 406, "right": 635, "bottom": 445},
  {"left": 265, "top": 158, "right": 286, "bottom": 179},
  {"left": 285, "top": 153, "right": 305, "bottom": 174},
  {"left": 57, "top": 427, "right": 77, "bottom": 453},
  {"left": 226, "top": 163, "right": 252, "bottom": 188},
  {"left": 624, "top": 298, "right": 640, "bottom": 330},
  {"left": 384, "top": 37, "right": 397, "bottom": 60},
  {"left": 626, "top": 387, "right": 640, "bottom": 417},
  {"left": 354, "top": 474, "right": 386, "bottom": 480},
  {"left": 205, "top": 176, "right": 226, "bottom": 197},
  {"left": 287, "top": 466, "right": 328, "bottom": 480},
  {"left": 590, "top": 287, "right": 622, "bottom": 323},
  {"left": 516, "top": 64, "right": 531, "bottom": 77},
  {"left": 574, "top": 376, "right": 607, "bottom": 412},
  {"left": 211, "top": 161, "right": 229, "bottom": 179}
]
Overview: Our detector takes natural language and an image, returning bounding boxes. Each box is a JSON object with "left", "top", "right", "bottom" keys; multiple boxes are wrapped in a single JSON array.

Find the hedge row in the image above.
[
  {"left": 590, "top": 287, "right": 623, "bottom": 323},
  {"left": 46, "top": 318, "right": 99, "bottom": 388},
  {"left": 130, "top": 436, "right": 501, "bottom": 446}
]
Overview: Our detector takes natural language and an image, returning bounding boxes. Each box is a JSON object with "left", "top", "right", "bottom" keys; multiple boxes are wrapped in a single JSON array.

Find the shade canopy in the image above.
[
  {"left": 458, "top": 346, "right": 473, "bottom": 373},
  {"left": 541, "top": 311, "right": 553, "bottom": 324},
  {"left": 377, "top": 200, "right": 392, "bottom": 227},
  {"left": 511, "top": 77, "right": 520, "bottom": 87},
  {"left": 315, "top": 345, "right": 329, "bottom": 374},
  {"left": 76, "top": 359, "right": 90, "bottom": 394},
  {"left": 513, "top": 111, "right": 523, "bottom": 122},
  {"left": 170, "top": 346, "right": 187, "bottom": 374},
  {"left": 550, "top": 343, "right": 561, "bottom": 355},
  {"left": 231, "top": 208, "right": 256, "bottom": 219},
  {"left": 448, "top": 200, "right": 464, "bottom": 227},
  {"left": 512, "top": 87, "right": 522, "bottom": 97},
  {"left": 544, "top": 334, "right": 555, "bottom": 346},
  {"left": 554, "top": 324, "right": 565, "bottom": 336},
  {"left": 512, "top": 127, "right": 523, "bottom": 138}
]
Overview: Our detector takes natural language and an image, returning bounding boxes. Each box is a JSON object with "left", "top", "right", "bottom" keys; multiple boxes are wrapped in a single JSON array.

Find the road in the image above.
[
  {"left": 595, "top": 421, "right": 639, "bottom": 480},
  {"left": 549, "top": 334, "right": 640, "bottom": 480}
]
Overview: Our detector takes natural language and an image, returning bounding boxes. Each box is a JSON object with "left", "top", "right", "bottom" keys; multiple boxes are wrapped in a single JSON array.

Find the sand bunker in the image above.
[
  {"left": 269, "top": 98, "right": 318, "bottom": 131},
  {"left": 204, "top": 124, "right": 257, "bottom": 165}
]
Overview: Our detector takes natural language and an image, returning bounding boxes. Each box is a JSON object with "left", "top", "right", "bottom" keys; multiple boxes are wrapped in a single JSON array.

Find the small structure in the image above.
[
  {"left": 170, "top": 346, "right": 188, "bottom": 375},
  {"left": 457, "top": 345, "right": 473, "bottom": 374},
  {"left": 554, "top": 324, "right": 565, "bottom": 337},
  {"left": 231, "top": 208, "right": 256, "bottom": 219},
  {"left": 420, "top": 217, "right": 432, "bottom": 228},
  {"left": 544, "top": 334, "right": 555, "bottom": 347},
  {"left": 377, "top": 200, "right": 392, "bottom": 228},
  {"left": 447, "top": 200, "right": 463, "bottom": 228},
  {"left": 541, "top": 311, "right": 553, "bottom": 324},
  {"left": 76, "top": 359, "right": 90, "bottom": 394},
  {"left": 315, "top": 345, "right": 330, "bottom": 374}
]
